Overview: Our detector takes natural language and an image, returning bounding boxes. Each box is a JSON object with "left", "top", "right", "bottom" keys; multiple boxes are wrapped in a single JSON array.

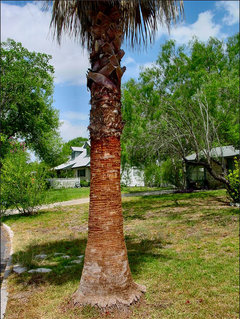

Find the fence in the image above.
[{"left": 48, "top": 178, "right": 80, "bottom": 189}]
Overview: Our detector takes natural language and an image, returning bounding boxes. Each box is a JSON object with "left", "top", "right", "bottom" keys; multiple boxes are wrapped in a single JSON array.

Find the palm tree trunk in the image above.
[{"left": 73, "top": 4, "right": 145, "bottom": 308}]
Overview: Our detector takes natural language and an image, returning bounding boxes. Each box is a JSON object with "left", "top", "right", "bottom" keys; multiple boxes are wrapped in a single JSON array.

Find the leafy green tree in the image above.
[
  {"left": 122, "top": 34, "right": 239, "bottom": 193},
  {"left": 1, "top": 39, "right": 62, "bottom": 166},
  {"left": 48, "top": 0, "right": 183, "bottom": 308},
  {"left": 1, "top": 140, "right": 47, "bottom": 216}
]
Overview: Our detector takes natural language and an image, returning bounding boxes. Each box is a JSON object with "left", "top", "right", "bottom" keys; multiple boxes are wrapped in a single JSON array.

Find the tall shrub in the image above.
[
  {"left": 1, "top": 141, "right": 47, "bottom": 216},
  {"left": 226, "top": 157, "right": 240, "bottom": 203}
]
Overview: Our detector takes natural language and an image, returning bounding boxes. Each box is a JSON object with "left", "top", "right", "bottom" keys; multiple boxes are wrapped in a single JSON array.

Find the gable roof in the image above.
[
  {"left": 186, "top": 146, "right": 239, "bottom": 161},
  {"left": 71, "top": 146, "right": 84, "bottom": 152},
  {"left": 72, "top": 157, "right": 90, "bottom": 168},
  {"left": 55, "top": 141, "right": 90, "bottom": 170}
]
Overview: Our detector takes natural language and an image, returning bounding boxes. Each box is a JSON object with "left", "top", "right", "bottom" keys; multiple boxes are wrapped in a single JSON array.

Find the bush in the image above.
[
  {"left": 1, "top": 147, "right": 47, "bottom": 216},
  {"left": 161, "top": 158, "right": 184, "bottom": 189},
  {"left": 57, "top": 169, "right": 74, "bottom": 178},
  {"left": 80, "top": 180, "right": 90, "bottom": 187},
  {"left": 144, "top": 163, "right": 162, "bottom": 187},
  {"left": 226, "top": 157, "right": 240, "bottom": 203}
]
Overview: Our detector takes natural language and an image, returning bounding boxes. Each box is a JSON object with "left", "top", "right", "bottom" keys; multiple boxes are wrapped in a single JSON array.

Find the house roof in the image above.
[
  {"left": 55, "top": 141, "right": 90, "bottom": 170},
  {"left": 55, "top": 159, "right": 76, "bottom": 170},
  {"left": 72, "top": 157, "right": 90, "bottom": 168},
  {"left": 71, "top": 146, "right": 84, "bottom": 152},
  {"left": 186, "top": 146, "right": 240, "bottom": 161}
]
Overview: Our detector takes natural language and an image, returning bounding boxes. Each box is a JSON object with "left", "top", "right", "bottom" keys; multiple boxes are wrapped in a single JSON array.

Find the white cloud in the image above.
[
  {"left": 123, "top": 57, "right": 136, "bottom": 65},
  {"left": 216, "top": 1, "right": 239, "bottom": 26},
  {"left": 59, "top": 120, "right": 89, "bottom": 142},
  {"left": 63, "top": 111, "right": 89, "bottom": 121},
  {"left": 1, "top": 2, "right": 89, "bottom": 85},
  {"left": 158, "top": 11, "right": 225, "bottom": 44}
]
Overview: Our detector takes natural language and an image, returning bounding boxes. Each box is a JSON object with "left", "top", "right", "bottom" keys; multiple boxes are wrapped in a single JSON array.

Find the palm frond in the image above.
[{"left": 46, "top": 0, "right": 184, "bottom": 49}]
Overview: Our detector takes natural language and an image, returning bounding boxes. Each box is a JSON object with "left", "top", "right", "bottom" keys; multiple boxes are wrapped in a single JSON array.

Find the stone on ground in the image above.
[
  {"left": 13, "top": 265, "right": 27, "bottom": 274},
  {"left": 35, "top": 254, "right": 47, "bottom": 259},
  {"left": 28, "top": 268, "right": 52, "bottom": 273},
  {"left": 70, "top": 260, "right": 83, "bottom": 264}
]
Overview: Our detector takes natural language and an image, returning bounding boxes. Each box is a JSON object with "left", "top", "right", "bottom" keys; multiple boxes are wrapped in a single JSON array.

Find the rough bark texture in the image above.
[
  {"left": 73, "top": 4, "right": 145, "bottom": 308},
  {"left": 87, "top": 5, "right": 125, "bottom": 140}
]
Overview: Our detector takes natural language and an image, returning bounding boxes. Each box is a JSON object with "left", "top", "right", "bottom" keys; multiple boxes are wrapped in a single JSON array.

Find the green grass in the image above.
[
  {"left": 44, "top": 187, "right": 90, "bottom": 204},
  {"left": 3, "top": 189, "right": 239, "bottom": 319},
  {"left": 121, "top": 186, "right": 173, "bottom": 193},
  {"left": 44, "top": 186, "right": 172, "bottom": 204}
]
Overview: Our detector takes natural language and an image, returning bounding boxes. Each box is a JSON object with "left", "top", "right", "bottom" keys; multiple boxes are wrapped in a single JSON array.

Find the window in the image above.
[
  {"left": 78, "top": 169, "right": 86, "bottom": 177},
  {"left": 190, "top": 167, "right": 205, "bottom": 181}
]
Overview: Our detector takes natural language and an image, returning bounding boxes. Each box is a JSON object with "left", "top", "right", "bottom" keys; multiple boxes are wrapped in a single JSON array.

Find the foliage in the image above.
[
  {"left": 1, "top": 39, "right": 63, "bottom": 166},
  {"left": 0, "top": 144, "right": 47, "bottom": 215},
  {"left": 226, "top": 157, "right": 240, "bottom": 203},
  {"left": 80, "top": 180, "right": 90, "bottom": 187},
  {"left": 144, "top": 163, "right": 162, "bottom": 187},
  {"left": 161, "top": 158, "right": 184, "bottom": 189},
  {"left": 57, "top": 169, "right": 75, "bottom": 178},
  {"left": 122, "top": 34, "right": 239, "bottom": 188},
  {"left": 48, "top": 0, "right": 183, "bottom": 48}
]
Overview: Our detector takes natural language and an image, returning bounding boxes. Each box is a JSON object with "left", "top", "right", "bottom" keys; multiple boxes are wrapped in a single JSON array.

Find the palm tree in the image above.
[{"left": 48, "top": 0, "right": 183, "bottom": 308}]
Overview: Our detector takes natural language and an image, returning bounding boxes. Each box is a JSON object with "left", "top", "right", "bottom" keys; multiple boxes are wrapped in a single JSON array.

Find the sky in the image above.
[{"left": 1, "top": 0, "right": 239, "bottom": 143}]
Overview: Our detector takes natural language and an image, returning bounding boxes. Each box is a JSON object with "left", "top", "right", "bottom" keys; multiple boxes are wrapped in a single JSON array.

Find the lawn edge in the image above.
[{"left": 1, "top": 223, "right": 14, "bottom": 319}]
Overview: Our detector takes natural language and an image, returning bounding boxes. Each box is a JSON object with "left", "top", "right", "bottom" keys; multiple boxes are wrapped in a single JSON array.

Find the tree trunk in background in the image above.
[{"left": 73, "top": 4, "right": 145, "bottom": 308}]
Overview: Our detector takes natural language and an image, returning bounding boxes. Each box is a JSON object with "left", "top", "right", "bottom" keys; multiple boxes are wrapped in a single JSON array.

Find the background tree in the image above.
[
  {"left": 48, "top": 0, "right": 183, "bottom": 309},
  {"left": 122, "top": 34, "right": 239, "bottom": 193},
  {"left": 1, "top": 39, "right": 62, "bottom": 166}
]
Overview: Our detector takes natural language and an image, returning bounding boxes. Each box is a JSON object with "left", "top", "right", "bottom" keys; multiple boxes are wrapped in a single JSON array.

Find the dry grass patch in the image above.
[{"left": 2, "top": 190, "right": 239, "bottom": 319}]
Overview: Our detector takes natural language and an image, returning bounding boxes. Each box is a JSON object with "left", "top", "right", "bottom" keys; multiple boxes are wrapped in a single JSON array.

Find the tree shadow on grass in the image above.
[
  {"left": 197, "top": 208, "right": 239, "bottom": 225},
  {"left": 1, "top": 208, "right": 65, "bottom": 224},
  {"left": 125, "top": 235, "right": 174, "bottom": 275},
  {"left": 122, "top": 191, "right": 232, "bottom": 222},
  {"left": 12, "top": 238, "right": 86, "bottom": 287},
  {"left": 11, "top": 235, "right": 173, "bottom": 287}
]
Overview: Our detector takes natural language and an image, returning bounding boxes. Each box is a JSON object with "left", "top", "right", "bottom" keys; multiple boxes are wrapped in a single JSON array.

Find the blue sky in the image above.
[{"left": 1, "top": 0, "right": 239, "bottom": 142}]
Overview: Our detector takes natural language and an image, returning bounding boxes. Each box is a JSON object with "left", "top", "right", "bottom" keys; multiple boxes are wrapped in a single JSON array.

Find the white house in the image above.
[
  {"left": 55, "top": 141, "right": 91, "bottom": 181},
  {"left": 54, "top": 141, "right": 145, "bottom": 187}
]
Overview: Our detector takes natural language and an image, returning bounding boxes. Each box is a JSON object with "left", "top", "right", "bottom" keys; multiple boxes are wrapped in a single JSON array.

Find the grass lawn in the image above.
[
  {"left": 44, "top": 186, "right": 171, "bottom": 204},
  {"left": 2, "top": 190, "right": 239, "bottom": 319},
  {"left": 44, "top": 187, "right": 90, "bottom": 204}
]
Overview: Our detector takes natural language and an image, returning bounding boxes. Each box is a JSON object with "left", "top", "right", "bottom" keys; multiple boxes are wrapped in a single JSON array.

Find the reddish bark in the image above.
[{"left": 73, "top": 137, "right": 145, "bottom": 307}]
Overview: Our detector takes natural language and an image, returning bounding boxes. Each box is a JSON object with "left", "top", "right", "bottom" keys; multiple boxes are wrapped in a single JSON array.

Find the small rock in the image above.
[
  {"left": 64, "top": 265, "right": 74, "bottom": 269},
  {"left": 28, "top": 268, "right": 52, "bottom": 273},
  {"left": 77, "top": 255, "right": 84, "bottom": 259},
  {"left": 61, "top": 255, "right": 70, "bottom": 259},
  {"left": 13, "top": 266, "right": 27, "bottom": 274},
  {"left": 54, "top": 253, "right": 65, "bottom": 256},
  {"left": 70, "top": 260, "right": 83, "bottom": 264},
  {"left": 35, "top": 254, "right": 47, "bottom": 259}
]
